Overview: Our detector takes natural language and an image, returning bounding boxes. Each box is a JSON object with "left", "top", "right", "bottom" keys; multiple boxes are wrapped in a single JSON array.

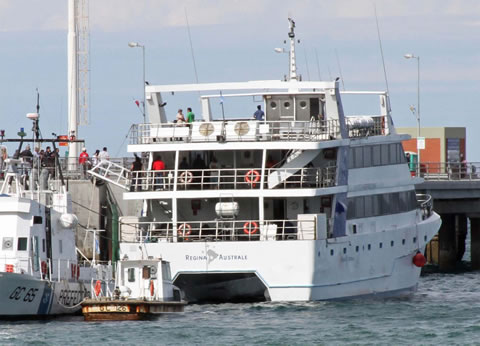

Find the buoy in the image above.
[
  {"left": 243, "top": 221, "right": 259, "bottom": 235},
  {"left": 412, "top": 252, "right": 426, "bottom": 267},
  {"left": 245, "top": 170, "right": 260, "bottom": 188},
  {"left": 178, "top": 223, "right": 192, "bottom": 241},
  {"left": 179, "top": 171, "right": 193, "bottom": 184}
]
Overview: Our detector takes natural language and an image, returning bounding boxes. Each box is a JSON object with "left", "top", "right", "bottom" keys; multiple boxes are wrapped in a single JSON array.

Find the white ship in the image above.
[
  {"left": 91, "top": 19, "right": 441, "bottom": 302},
  {"left": 0, "top": 122, "right": 112, "bottom": 318}
]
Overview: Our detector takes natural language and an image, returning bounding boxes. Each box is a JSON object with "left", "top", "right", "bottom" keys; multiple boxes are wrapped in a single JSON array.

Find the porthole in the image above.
[
  {"left": 284, "top": 101, "right": 291, "bottom": 109},
  {"left": 299, "top": 100, "right": 307, "bottom": 109},
  {"left": 270, "top": 101, "right": 277, "bottom": 109}
]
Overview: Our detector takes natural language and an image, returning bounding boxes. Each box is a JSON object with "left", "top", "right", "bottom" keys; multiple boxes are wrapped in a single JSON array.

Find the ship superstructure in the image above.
[{"left": 93, "top": 19, "right": 441, "bottom": 302}]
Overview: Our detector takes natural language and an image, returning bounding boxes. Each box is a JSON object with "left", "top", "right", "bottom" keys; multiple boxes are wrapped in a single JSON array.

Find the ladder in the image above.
[{"left": 87, "top": 160, "right": 130, "bottom": 190}]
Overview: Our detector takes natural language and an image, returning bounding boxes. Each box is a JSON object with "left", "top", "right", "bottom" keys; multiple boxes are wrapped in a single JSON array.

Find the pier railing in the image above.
[
  {"left": 129, "top": 166, "right": 337, "bottom": 192},
  {"left": 410, "top": 162, "right": 480, "bottom": 181},
  {"left": 120, "top": 219, "right": 321, "bottom": 242}
]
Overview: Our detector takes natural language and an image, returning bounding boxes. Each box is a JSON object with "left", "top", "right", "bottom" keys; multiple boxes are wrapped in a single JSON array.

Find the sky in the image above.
[{"left": 0, "top": 0, "right": 479, "bottom": 159}]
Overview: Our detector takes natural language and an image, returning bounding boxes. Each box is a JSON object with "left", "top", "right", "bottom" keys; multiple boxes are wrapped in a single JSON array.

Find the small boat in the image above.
[{"left": 82, "top": 258, "right": 186, "bottom": 321}]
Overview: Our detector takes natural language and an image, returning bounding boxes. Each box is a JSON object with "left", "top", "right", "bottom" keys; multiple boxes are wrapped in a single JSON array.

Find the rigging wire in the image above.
[
  {"left": 185, "top": 7, "right": 199, "bottom": 84},
  {"left": 303, "top": 47, "right": 311, "bottom": 81},
  {"left": 374, "top": 3, "right": 390, "bottom": 96},
  {"left": 315, "top": 48, "right": 322, "bottom": 80}
]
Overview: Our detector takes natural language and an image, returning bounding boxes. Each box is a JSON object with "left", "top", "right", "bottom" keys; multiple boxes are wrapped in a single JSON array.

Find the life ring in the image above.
[
  {"left": 178, "top": 223, "right": 192, "bottom": 240},
  {"left": 245, "top": 170, "right": 260, "bottom": 187},
  {"left": 150, "top": 280, "right": 155, "bottom": 297},
  {"left": 243, "top": 221, "right": 259, "bottom": 235},
  {"left": 94, "top": 280, "right": 102, "bottom": 297},
  {"left": 41, "top": 261, "right": 48, "bottom": 275},
  {"left": 179, "top": 171, "right": 193, "bottom": 184}
]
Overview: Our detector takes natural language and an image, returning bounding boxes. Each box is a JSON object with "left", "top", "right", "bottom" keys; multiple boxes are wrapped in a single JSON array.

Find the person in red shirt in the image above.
[
  {"left": 152, "top": 156, "right": 165, "bottom": 190},
  {"left": 79, "top": 148, "right": 90, "bottom": 178}
]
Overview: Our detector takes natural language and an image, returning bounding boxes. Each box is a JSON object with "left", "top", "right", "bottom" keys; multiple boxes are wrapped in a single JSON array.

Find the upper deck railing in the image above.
[
  {"left": 128, "top": 117, "right": 387, "bottom": 145},
  {"left": 129, "top": 166, "right": 337, "bottom": 192},
  {"left": 410, "top": 162, "right": 480, "bottom": 181}
]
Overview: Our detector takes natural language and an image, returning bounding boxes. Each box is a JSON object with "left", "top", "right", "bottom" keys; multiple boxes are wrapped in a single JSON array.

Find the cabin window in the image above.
[
  {"left": 161, "top": 262, "right": 172, "bottom": 281},
  {"left": 128, "top": 268, "right": 135, "bottom": 282},
  {"left": 142, "top": 266, "right": 151, "bottom": 279},
  {"left": 389, "top": 144, "right": 398, "bottom": 164},
  {"left": 59, "top": 240, "right": 63, "bottom": 254},
  {"left": 372, "top": 145, "right": 381, "bottom": 166},
  {"left": 363, "top": 146, "right": 372, "bottom": 167},
  {"left": 17, "top": 237, "right": 28, "bottom": 251},
  {"left": 33, "top": 216, "right": 43, "bottom": 224}
]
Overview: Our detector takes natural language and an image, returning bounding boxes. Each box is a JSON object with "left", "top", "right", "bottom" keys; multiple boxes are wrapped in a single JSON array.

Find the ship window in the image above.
[
  {"left": 390, "top": 193, "right": 400, "bottom": 213},
  {"left": 380, "top": 194, "right": 390, "bottom": 215},
  {"left": 391, "top": 240, "right": 394, "bottom": 247},
  {"left": 355, "top": 197, "right": 364, "bottom": 219},
  {"left": 413, "top": 237, "right": 417, "bottom": 243},
  {"left": 364, "top": 195, "right": 374, "bottom": 217},
  {"left": 162, "top": 262, "right": 172, "bottom": 281},
  {"left": 363, "top": 146, "right": 372, "bottom": 167},
  {"left": 270, "top": 101, "right": 277, "bottom": 109},
  {"left": 299, "top": 100, "right": 307, "bottom": 109},
  {"left": 33, "top": 216, "right": 42, "bottom": 224},
  {"left": 17, "top": 237, "right": 28, "bottom": 251},
  {"left": 424, "top": 235, "right": 427, "bottom": 242},
  {"left": 59, "top": 240, "right": 63, "bottom": 254},
  {"left": 372, "top": 145, "right": 381, "bottom": 166},
  {"left": 379, "top": 242, "right": 383, "bottom": 249},
  {"left": 142, "top": 266, "right": 151, "bottom": 279},
  {"left": 368, "top": 244, "right": 371, "bottom": 250},
  {"left": 402, "top": 239, "right": 406, "bottom": 245},
  {"left": 128, "top": 268, "right": 135, "bottom": 282},
  {"left": 330, "top": 249, "right": 334, "bottom": 256},
  {"left": 398, "top": 144, "right": 406, "bottom": 163},
  {"left": 348, "top": 150, "right": 355, "bottom": 168},
  {"left": 381, "top": 144, "right": 389, "bottom": 165},
  {"left": 355, "top": 246, "right": 359, "bottom": 252},
  {"left": 42, "top": 239, "right": 46, "bottom": 252},
  {"left": 283, "top": 101, "right": 291, "bottom": 109},
  {"left": 354, "top": 147, "right": 363, "bottom": 168},
  {"left": 389, "top": 144, "right": 398, "bottom": 164},
  {"left": 343, "top": 248, "right": 347, "bottom": 254}
]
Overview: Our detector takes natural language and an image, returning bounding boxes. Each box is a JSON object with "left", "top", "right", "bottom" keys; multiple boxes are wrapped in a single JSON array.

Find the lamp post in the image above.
[
  {"left": 128, "top": 42, "right": 146, "bottom": 124},
  {"left": 404, "top": 53, "right": 420, "bottom": 176}
]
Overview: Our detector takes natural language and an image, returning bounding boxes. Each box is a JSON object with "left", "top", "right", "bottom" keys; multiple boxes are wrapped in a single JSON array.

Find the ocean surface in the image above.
[
  {"left": 2, "top": 238, "right": 479, "bottom": 345},
  {"left": 2, "top": 271, "right": 479, "bottom": 345}
]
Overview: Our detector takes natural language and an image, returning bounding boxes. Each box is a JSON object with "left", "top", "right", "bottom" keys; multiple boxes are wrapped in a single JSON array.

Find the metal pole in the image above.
[
  {"left": 417, "top": 56, "right": 421, "bottom": 177},
  {"left": 142, "top": 45, "right": 146, "bottom": 124}
]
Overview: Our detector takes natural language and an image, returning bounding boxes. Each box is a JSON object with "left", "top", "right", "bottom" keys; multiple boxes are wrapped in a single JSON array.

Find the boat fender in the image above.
[
  {"left": 412, "top": 251, "right": 426, "bottom": 267},
  {"left": 94, "top": 280, "right": 102, "bottom": 296},
  {"left": 245, "top": 170, "right": 260, "bottom": 187},
  {"left": 178, "top": 223, "right": 192, "bottom": 240},
  {"left": 150, "top": 280, "right": 154, "bottom": 297},
  {"left": 243, "top": 221, "right": 259, "bottom": 235},
  {"left": 179, "top": 171, "right": 193, "bottom": 184}
]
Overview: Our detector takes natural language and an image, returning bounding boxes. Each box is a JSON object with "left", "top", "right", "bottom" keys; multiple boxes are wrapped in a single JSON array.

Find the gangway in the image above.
[
  {"left": 87, "top": 160, "right": 130, "bottom": 190},
  {"left": 268, "top": 150, "right": 319, "bottom": 189}
]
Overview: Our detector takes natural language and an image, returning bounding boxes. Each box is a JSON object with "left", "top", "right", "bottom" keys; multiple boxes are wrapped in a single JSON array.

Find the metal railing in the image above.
[
  {"left": 120, "top": 219, "right": 320, "bottom": 243},
  {"left": 129, "top": 119, "right": 341, "bottom": 144},
  {"left": 416, "top": 194, "right": 433, "bottom": 220},
  {"left": 129, "top": 166, "right": 337, "bottom": 191},
  {"left": 410, "top": 162, "right": 480, "bottom": 181}
]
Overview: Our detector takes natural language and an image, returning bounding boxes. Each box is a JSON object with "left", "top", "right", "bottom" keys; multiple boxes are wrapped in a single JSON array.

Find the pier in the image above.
[{"left": 417, "top": 161, "right": 480, "bottom": 271}]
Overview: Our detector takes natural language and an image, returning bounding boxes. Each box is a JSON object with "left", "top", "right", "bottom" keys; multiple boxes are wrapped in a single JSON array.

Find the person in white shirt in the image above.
[{"left": 98, "top": 147, "right": 110, "bottom": 162}]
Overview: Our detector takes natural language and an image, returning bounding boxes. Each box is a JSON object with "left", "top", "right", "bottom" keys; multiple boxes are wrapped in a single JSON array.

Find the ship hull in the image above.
[
  {"left": 0, "top": 272, "right": 90, "bottom": 318},
  {"left": 122, "top": 213, "right": 440, "bottom": 302}
]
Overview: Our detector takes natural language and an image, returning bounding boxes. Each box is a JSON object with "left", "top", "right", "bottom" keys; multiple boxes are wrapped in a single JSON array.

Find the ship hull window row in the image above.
[
  {"left": 347, "top": 190, "right": 417, "bottom": 219},
  {"left": 348, "top": 143, "right": 406, "bottom": 169}
]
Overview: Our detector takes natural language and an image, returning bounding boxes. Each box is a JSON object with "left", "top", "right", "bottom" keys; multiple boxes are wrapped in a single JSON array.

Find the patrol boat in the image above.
[
  {"left": 0, "top": 113, "right": 112, "bottom": 318},
  {"left": 90, "top": 18, "right": 441, "bottom": 302}
]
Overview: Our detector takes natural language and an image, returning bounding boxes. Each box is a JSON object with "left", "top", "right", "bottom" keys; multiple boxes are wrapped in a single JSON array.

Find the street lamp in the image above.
[
  {"left": 129, "top": 41, "right": 146, "bottom": 124},
  {"left": 404, "top": 53, "right": 420, "bottom": 176}
]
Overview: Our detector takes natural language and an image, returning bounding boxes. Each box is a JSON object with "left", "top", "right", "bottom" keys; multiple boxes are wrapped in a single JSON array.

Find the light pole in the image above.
[
  {"left": 128, "top": 42, "right": 146, "bottom": 124},
  {"left": 404, "top": 53, "right": 420, "bottom": 176}
]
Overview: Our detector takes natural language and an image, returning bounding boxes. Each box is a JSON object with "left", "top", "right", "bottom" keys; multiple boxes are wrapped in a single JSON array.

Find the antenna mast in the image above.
[{"left": 287, "top": 18, "right": 298, "bottom": 81}]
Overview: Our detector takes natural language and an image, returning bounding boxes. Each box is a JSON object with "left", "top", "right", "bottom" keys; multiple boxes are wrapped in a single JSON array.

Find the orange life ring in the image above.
[
  {"left": 94, "top": 280, "right": 102, "bottom": 297},
  {"left": 41, "top": 261, "right": 48, "bottom": 275},
  {"left": 245, "top": 170, "right": 260, "bottom": 187},
  {"left": 178, "top": 223, "right": 192, "bottom": 240},
  {"left": 179, "top": 171, "right": 193, "bottom": 184},
  {"left": 150, "top": 280, "right": 155, "bottom": 297},
  {"left": 243, "top": 221, "right": 259, "bottom": 235}
]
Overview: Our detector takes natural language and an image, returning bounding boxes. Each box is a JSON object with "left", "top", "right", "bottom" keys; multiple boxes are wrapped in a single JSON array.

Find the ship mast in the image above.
[{"left": 288, "top": 18, "right": 298, "bottom": 81}]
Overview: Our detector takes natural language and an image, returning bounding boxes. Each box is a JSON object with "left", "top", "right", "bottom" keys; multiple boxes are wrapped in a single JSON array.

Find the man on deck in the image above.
[{"left": 253, "top": 105, "right": 264, "bottom": 121}]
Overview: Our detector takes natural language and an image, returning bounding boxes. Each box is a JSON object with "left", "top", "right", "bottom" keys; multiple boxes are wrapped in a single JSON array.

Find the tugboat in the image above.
[
  {"left": 0, "top": 108, "right": 113, "bottom": 318},
  {"left": 89, "top": 18, "right": 441, "bottom": 302},
  {"left": 81, "top": 257, "right": 185, "bottom": 321}
]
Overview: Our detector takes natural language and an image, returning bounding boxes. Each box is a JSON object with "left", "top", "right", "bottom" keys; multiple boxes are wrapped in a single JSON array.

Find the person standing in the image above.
[
  {"left": 253, "top": 105, "right": 264, "bottom": 121},
  {"left": 130, "top": 154, "right": 143, "bottom": 191},
  {"left": 151, "top": 156, "right": 165, "bottom": 190},
  {"left": 0, "top": 147, "right": 7, "bottom": 178},
  {"left": 98, "top": 147, "right": 110, "bottom": 162},
  {"left": 79, "top": 148, "right": 90, "bottom": 179},
  {"left": 186, "top": 107, "right": 195, "bottom": 123},
  {"left": 176, "top": 109, "right": 186, "bottom": 124},
  {"left": 91, "top": 149, "right": 100, "bottom": 166}
]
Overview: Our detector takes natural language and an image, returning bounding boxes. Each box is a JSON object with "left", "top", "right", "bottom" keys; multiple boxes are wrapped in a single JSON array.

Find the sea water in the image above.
[{"left": 1, "top": 271, "right": 480, "bottom": 345}]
